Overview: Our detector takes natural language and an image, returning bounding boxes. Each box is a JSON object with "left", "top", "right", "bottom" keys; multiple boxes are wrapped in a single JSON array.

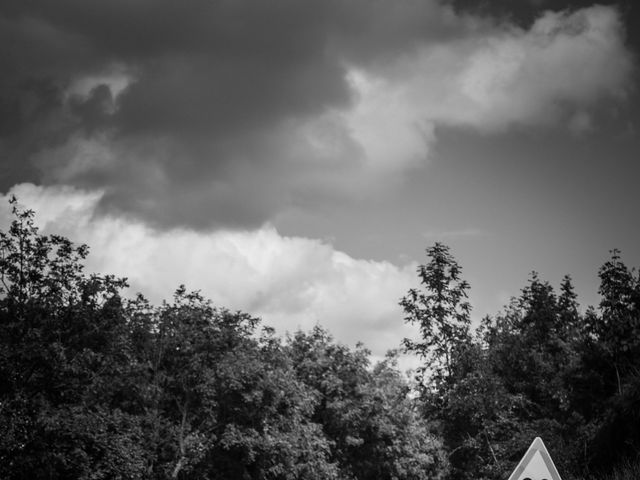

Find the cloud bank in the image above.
[
  {"left": 0, "top": 184, "right": 419, "bottom": 358},
  {"left": 0, "top": 1, "right": 635, "bottom": 229}
]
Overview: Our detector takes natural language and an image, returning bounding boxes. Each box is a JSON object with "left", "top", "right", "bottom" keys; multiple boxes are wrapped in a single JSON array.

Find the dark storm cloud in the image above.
[
  {"left": 450, "top": 0, "right": 639, "bottom": 44},
  {"left": 1, "top": 0, "right": 636, "bottom": 229},
  {"left": 0, "top": 0, "right": 465, "bottom": 228}
]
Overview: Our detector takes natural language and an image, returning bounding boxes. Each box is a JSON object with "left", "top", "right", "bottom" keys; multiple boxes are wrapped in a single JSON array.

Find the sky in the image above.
[{"left": 1, "top": 0, "right": 639, "bottom": 362}]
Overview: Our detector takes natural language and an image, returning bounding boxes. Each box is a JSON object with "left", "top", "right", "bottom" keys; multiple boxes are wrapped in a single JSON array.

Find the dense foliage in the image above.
[
  {"left": 0, "top": 198, "right": 444, "bottom": 479},
  {"left": 1, "top": 200, "right": 639, "bottom": 479},
  {"left": 401, "top": 243, "right": 640, "bottom": 480}
]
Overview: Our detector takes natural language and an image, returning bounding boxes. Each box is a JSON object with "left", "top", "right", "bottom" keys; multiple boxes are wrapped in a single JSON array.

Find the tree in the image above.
[
  {"left": 0, "top": 196, "right": 147, "bottom": 479},
  {"left": 126, "top": 289, "right": 339, "bottom": 480},
  {"left": 287, "top": 326, "right": 447, "bottom": 480},
  {"left": 130, "top": 287, "right": 260, "bottom": 479},
  {"left": 577, "top": 250, "right": 640, "bottom": 473},
  {"left": 400, "top": 242, "right": 472, "bottom": 390},
  {"left": 589, "top": 250, "right": 640, "bottom": 395},
  {"left": 436, "top": 342, "right": 530, "bottom": 480},
  {"left": 417, "top": 265, "right": 587, "bottom": 480},
  {"left": 211, "top": 327, "right": 338, "bottom": 480}
]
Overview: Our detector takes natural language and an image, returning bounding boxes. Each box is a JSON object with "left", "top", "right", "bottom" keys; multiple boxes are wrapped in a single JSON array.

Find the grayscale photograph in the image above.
[{"left": 1, "top": 0, "right": 639, "bottom": 478}]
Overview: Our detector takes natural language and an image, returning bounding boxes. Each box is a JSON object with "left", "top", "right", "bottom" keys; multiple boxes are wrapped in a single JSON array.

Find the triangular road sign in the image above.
[{"left": 507, "top": 437, "right": 562, "bottom": 480}]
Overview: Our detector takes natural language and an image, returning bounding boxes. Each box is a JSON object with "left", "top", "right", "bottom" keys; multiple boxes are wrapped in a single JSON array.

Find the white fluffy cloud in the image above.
[
  {"left": 229, "top": 5, "right": 633, "bottom": 204},
  {"left": 311, "top": 5, "right": 634, "bottom": 172},
  {"left": 0, "top": 183, "right": 419, "bottom": 359}
]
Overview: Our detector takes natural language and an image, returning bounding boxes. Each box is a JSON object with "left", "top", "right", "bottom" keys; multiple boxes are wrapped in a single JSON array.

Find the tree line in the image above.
[
  {"left": 401, "top": 243, "right": 640, "bottom": 480},
  {"left": 1, "top": 198, "right": 639, "bottom": 479}
]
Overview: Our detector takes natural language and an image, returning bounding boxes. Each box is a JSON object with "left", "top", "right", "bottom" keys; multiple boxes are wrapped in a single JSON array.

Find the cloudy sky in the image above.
[{"left": 1, "top": 0, "right": 639, "bottom": 360}]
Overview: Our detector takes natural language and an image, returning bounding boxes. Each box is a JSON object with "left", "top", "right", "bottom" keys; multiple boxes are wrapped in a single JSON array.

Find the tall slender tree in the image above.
[{"left": 400, "top": 242, "right": 471, "bottom": 391}]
